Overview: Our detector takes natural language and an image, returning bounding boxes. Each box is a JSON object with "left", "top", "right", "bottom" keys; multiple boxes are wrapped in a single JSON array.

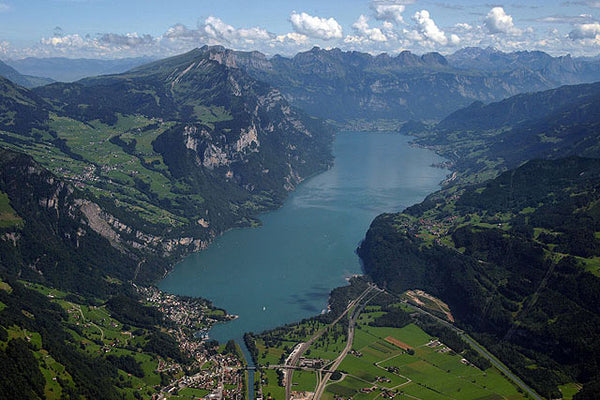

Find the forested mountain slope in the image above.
[
  {"left": 359, "top": 157, "right": 600, "bottom": 399},
  {"left": 0, "top": 45, "right": 334, "bottom": 399},
  {"left": 0, "top": 47, "right": 333, "bottom": 285},
  {"left": 407, "top": 81, "right": 600, "bottom": 184}
]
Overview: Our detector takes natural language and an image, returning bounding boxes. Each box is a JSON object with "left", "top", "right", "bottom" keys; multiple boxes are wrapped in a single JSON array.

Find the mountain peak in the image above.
[{"left": 421, "top": 52, "right": 448, "bottom": 66}]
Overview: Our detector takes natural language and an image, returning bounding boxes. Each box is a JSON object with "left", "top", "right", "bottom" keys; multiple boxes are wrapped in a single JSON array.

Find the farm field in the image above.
[
  {"left": 323, "top": 307, "right": 528, "bottom": 400},
  {"left": 251, "top": 299, "right": 529, "bottom": 400}
]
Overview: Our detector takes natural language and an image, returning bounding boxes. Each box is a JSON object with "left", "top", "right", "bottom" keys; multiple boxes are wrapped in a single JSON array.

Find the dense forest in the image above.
[{"left": 358, "top": 157, "right": 600, "bottom": 398}]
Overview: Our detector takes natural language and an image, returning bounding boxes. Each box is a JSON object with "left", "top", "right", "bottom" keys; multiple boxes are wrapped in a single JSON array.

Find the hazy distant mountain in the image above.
[
  {"left": 406, "top": 81, "right": 600, "bottom": 180},
  {"left": 5, "top": 56, "right": 155, "bottom": 82},
  {"left": 197, "top": 46, "right": 600, "bottom": 123},
  {"left": 0, "top": 59, "right": 54, "bottom": 88},
  {"left": 448, "top": 46, "right": 600, "bottom": 84}
]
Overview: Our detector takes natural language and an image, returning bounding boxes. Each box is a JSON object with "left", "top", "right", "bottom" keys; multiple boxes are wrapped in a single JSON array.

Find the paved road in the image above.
[
  {"left": 284, "top": 285, "right": 376, "bottom": 400},
  {"left": 312, "top": 288, "right": 382, "bottom": 400},
  {"left": 75, "top": 304, "right": 104, "bottom": 340},
  {"left": 401, "top": 298, "right": 543, "bottom": 400},
  {"left": 460, "top": 334, "right": 543, "bottom": 400}
]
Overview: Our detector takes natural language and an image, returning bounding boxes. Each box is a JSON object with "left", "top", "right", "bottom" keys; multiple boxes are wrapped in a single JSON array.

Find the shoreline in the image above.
[{"left": 158, "top": 129, "right": 450, "bottom": 343}]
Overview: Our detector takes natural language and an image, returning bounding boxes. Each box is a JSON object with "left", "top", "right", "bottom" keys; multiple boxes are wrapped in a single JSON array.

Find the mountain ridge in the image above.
[
  {"left": 189, "top": 45, "right": 600, "bottom": 123},
  {"left": 358, "top": 157, "right": 600, "bottom": 399},
  {"left": 0, "top": 47, "right": 334, "bottom": 286},
  {"left": 0, "top": 60, "right": 54, "bottom": 88}
]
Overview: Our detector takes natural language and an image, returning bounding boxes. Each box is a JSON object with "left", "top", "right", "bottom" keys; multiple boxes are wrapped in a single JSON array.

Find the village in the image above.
[{"left": 138, "top": 286, "right": 246, "bottom": 400}]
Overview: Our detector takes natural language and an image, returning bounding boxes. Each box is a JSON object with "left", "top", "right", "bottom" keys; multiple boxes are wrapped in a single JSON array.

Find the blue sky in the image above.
[{"left": 1, "top": 0, "right": 600, "bottom": 59}]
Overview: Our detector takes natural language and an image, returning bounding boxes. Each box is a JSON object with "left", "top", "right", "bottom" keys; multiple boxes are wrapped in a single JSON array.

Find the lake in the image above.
[{"left": 159, "top": 131, "right": 448, "bottom": 343}]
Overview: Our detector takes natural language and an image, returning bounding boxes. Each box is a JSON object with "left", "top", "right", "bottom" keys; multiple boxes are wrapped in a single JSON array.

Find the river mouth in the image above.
[{"left": 158, "top": 131, "right": 448, "bottom": 343}]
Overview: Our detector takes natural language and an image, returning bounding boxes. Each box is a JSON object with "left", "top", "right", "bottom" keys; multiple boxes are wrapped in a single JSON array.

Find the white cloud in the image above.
[
  {"left": 274, "top": 32, "right": 308, "bottom": 45},
  {"left": 484, "top": 7, "right": 523, "bottom": 35},
  {"left": 29, "top": 17, "right": 278, "bottom": 58},
  {"left": 36, "top": 32, "right": 159, "bottom": 58},
  {"left": 289, "top": 12, "right": 343, "bottom": 40},
  {"left": 0, "top": 40, "right": 9, "bottom": 55},
  {"left": 41, "top": 34, "right": 91, "bottom": 48},
  {"left": 0, "top": 3, "right": 9, "bottom": 12},
  {"left": 455, "top": 23, "right": 473, "bottom": 31},
  {"left": 200, "top": 16, "right": 272, "bottom": 44},
  {"left": 372, "top": 4, "right": 406, "bottom": 24},
  {"left": 535, "top": 14, "right": 595, "bottom": 24},
  {"left": 351, "top": 15, "right": 388, "bottom": 42},
  {"left": 569, "top": 22, "right": 600, "bottom": 39},
  {"left": 163, "top": 23, "right": 202, "bottom": 41},
  {"left": 412, "top": 10, "right": 457, "bottom": 46}
]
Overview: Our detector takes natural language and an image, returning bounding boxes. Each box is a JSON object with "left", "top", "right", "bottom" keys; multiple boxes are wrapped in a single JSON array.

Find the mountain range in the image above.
[
  {"left": 359, "top": 157, "right": 600, "bottom": 399},
  {"left": 1, "top": 44, "right": 600, "bottom": 398},
  {"left": 403, "top": 80, "right": 600, "bottom": 184},
  {"left": 193, "top": 45, "right": 600, "bottom": 123},
  {"left": 359, "top": 75, "right": 600, "bottom": 399},
  {"left": 3, "top": 46, "right": 600, "bottom": 123},
  {"left": 0, "top": 46, "right": 334, "bottom": 290}
]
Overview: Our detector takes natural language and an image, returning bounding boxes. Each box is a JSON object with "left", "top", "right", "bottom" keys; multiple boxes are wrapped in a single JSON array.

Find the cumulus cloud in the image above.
[
  {"left": 41, "top": 33, "right": 91, "bottom": 48},
  {"left": 37, "top": 32, "right": 159, "bottom": 58},
  {"left": 29, "top": 16, "right": 279, "bottom": 58},
  {"left": 163, "top": 23, "right": 202, "bottom": 41},
  {"left": 289, "top": 12, "right": 343, "bottom": 40},
  {"left": 274, "top": 32, "right": 308, "bottom": 45},
  {"left": 569, "top": 22, "right": 600, "bottom": 39},
  {"left": 484, "top": 7, "right": 523, "bottom": 35},
  {"left": 455, "top": 22, "right": 473, "bottom": 31},
  {"left": 200, "top": 16, "right": 272, "bottom": 44},
  {"left": 7, "top": 6, "right": 600, "bottom": 60},
  {"left": 412, "top": 10, "right": 459, "bottom": 46},
  {"left": 372, "top": 3, "right": 407, "bottom": 24},
  {"left": 351, "top": 15, "right": 388, "bottom": 42}
]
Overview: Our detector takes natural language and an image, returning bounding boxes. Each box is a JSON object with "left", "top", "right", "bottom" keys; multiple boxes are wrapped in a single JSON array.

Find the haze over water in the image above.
[{"left": 159, "top": 131, "right": 448, "bottom": 342}]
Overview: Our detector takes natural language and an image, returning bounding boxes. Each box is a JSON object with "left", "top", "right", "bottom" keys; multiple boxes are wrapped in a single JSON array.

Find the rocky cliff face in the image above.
[
  {"left": 0, "top": 147, "right": 217, "bottom": 292},
  {"left": 0, "top": 47, "right": 334, "bottom": 288}
]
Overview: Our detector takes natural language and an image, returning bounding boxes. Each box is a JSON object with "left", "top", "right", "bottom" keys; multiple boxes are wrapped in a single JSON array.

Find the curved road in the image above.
[
  {"left": 312, "top": 288, "right": 381, "bottom": 399},
  {"left": 284, "top": 285, "right": 376, "bottom": 400}
]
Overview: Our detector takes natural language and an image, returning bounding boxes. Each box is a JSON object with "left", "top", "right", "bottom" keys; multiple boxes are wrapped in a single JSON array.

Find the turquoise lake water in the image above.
[{"left": 158, "top": 131, "right": 448, "bottom": 343}]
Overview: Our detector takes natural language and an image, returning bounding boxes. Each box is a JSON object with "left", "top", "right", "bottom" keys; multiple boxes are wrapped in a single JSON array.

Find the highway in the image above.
[
  {"left": 312, "top": 288, "right": 381, "bottom": 399},
  {"left": 460, "top": 334, "right": 543, "bottom": 400},
  {"left": 284, "top": 285, "right": 377, "bottom": 400},
  {"left": 401, "top": 298, "right": 543, "bottom": 400},
  {"left": 283, "top": 283, "right": 541, "bottom": 400}
]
